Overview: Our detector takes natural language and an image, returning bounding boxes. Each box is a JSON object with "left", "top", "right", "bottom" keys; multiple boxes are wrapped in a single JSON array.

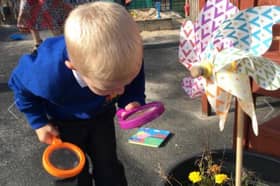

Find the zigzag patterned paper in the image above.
[
  {"left": 179, "top": 0, "right": 239, "bottom": 67},
  {"left": 179, "top": 20, "right": 198, "bottom": 69},
  {"left": 238, "top": 57, "right": 280, "bottom": 90},
  {"left": 214, "top": 6, "right": 280, "bottom": 56},
  {"left": 211, "top": 47, "right": 280, "bottom": 91},
  {"left": 204, "top": 79, "right": 232, "bottom": 131},
  {"left": 179, "top": 0, "right": 239, "bottom": 98},
  {"left": 195, "top": 0, "right": 239, "bottom": 56},
  {"left": 182, "top": 76, "right": 205, "bottom": 98}
]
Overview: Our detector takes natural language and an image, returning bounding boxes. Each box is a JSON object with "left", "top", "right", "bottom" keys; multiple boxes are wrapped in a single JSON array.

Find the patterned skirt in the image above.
[{"left": 17, "top": 0, "right": 72, "bottom": 31}]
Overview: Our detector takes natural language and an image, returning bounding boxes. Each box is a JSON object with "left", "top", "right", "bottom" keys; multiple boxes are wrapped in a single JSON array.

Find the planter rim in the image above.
[
  {"left": 168, "top": 149, "right": 280, "bottom": 169},
  {"left": 157, "top": 149, "right": 280, "bottom": 186}
]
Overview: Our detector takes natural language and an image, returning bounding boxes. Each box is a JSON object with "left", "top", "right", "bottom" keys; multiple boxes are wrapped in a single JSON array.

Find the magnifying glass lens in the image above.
[
  {"left": 126, "top": 107, "right": 156, "bottom": 120},
  {"left": 49, "top": 148, "right": 80, "bottom": 170}
]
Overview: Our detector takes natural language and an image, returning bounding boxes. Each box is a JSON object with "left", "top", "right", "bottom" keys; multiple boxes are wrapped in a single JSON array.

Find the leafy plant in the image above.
[{"left": 187, "top": 150, "right": 268, "bottom": 186}]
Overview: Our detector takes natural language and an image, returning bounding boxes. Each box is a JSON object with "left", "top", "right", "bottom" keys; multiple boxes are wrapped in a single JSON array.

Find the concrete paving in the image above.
[{"left": 0, "top": 25, "right": 280, "bottom": 186}]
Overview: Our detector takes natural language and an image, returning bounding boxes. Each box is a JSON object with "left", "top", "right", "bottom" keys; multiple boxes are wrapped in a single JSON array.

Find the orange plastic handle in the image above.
[{"left": 42, "top": 137, "right": 86, "bottom": 179}]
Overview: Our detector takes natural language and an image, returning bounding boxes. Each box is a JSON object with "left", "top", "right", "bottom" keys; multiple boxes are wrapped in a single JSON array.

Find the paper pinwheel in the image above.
[{"left": 179, "top": 0, "right": 280, "bottom": 136}]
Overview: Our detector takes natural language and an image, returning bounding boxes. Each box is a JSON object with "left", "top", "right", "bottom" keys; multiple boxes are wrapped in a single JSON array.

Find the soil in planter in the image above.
[{"left": 163, "top": 150, "right": 280, "bottom": 186}]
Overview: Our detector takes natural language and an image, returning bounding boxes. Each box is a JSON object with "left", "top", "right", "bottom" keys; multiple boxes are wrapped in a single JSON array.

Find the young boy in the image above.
[{"left": 8, "top": 2, "right": 145, "bottom": 186}]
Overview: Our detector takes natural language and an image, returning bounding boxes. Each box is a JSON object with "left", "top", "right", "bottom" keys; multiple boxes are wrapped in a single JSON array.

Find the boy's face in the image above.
[{"left": 81, "top": 74, "right": 130, "bottom": 96}]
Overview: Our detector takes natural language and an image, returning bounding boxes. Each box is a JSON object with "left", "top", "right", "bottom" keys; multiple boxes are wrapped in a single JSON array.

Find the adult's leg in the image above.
[
  {"left": 87, "top": 107, "right": 128, "bottom": 186},
  {"left": 29, "top": 29, "right": 43, "bottom": 53},
  {"left": 30, "top": 29, "right": 42, "bottom": 43}
]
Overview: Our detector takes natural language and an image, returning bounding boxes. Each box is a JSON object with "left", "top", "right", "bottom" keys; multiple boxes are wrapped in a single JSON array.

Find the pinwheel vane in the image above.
[{"left": 179, "top": 0, "right": 280, "bottom": 185}]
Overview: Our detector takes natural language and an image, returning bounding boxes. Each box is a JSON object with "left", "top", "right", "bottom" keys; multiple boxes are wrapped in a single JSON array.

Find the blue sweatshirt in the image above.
[{"left": 8, "top": 36, "right": 145, "bottom": 129}]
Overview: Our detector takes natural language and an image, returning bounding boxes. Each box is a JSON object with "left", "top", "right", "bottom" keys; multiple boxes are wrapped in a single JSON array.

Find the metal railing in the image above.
[{"left": 128, "top": 0, "right": 185, "bottom": 16}]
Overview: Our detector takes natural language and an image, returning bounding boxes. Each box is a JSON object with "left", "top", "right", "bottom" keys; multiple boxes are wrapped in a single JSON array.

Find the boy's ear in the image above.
[{"left": 65, "top": 60, "right": 76, "bottom": 70}]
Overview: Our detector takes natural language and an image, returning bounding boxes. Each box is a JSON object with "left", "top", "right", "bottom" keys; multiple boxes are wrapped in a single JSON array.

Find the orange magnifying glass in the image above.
[{"left": 42, "top": 137, "right": 86, "bottom": 179}]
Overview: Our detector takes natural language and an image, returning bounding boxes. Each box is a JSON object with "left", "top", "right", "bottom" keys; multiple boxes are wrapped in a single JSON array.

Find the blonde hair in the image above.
[{"left": 64, "top": 2, "right": 143, "bottom": 82}]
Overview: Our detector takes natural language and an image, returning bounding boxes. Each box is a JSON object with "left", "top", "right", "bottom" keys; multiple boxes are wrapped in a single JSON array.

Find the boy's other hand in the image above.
[
  {"left": 124, "top": 101, "right": 141, "bottom": 111},
  {"left": 35, "top": 124, "right": 59, "bottom": 144}
]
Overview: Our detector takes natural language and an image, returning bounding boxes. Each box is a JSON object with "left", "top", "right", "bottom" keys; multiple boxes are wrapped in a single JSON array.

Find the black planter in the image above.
[{"left": 161, "top": 149, "right": 280, "bottom": 186}]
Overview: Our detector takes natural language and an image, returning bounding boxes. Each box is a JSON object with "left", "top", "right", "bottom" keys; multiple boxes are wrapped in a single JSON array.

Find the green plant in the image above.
[
  {"left": 187, "top": 150, "right": 268, "bottom": 186},
  {"left": 188, "top": 150, "right": 230, "bottom": 185}
]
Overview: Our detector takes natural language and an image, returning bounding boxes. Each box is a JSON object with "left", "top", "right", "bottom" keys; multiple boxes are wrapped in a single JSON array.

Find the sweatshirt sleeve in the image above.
[
  {"left": 8, "top": 73, "right": 49, "bottom": 130},
  {"left": 117, "top": 63, "right": 146, "bottom": 108}
]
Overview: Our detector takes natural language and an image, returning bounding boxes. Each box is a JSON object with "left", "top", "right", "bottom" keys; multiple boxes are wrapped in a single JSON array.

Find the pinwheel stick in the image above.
[
  {"left": 190, "top": 65, "right": 244, "bottom": 186},
  {"left": 235, "top": 103, "right": 244, "bottom": 186}
]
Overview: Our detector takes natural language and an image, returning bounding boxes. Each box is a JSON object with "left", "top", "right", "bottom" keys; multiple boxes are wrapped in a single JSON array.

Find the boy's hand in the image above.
[
  {"left": 35, "top": 124, "right": 59, "bottom": 144},
  {"left": 124, "top": 101, "right": 141, "bottom": 111},
  {"left": 119, "top": 102, "right": 141, "bottom": 117}
]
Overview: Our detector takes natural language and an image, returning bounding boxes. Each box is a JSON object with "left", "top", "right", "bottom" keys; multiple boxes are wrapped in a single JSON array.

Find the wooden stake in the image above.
[{"left": 235, "top": 102, "right": 244, "bottom": 186}]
